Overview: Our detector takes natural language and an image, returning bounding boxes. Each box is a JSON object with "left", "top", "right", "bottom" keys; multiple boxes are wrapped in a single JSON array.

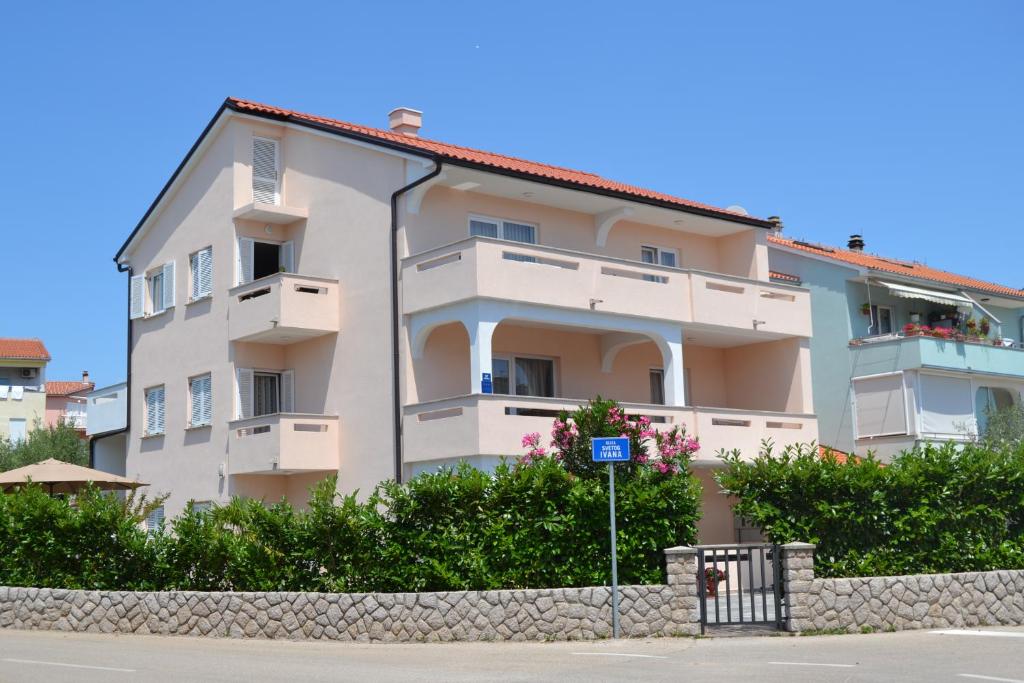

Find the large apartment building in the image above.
[
  {"left": 769, "top": 232, "right": 1024, "bottom": 458},
  {"left": 113, "top": 98, "right": 818, "bottom": 541}
]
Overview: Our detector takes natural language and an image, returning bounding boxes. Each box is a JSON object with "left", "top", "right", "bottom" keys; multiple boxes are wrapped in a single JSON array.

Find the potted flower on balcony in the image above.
[
  {"left": 860, "top": 303, "right": 871, "bottom": 316},
  {"left": 703, "top": 567, "right": 727, "bottom": 597},
  {"left": 966, "top": 317, "right": 978, "bottom": 333},
  {"left": 931, "top": 327, "right": 952, "bottom": 340},
  {"left": 980, "top": 317, "right": 991, "bottom": 337}
]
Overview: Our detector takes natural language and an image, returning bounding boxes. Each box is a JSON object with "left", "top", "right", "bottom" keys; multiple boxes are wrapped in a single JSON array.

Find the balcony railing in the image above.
[
  {"left": 850, "top": 333, "right": 1024, "bottom": 377},
  {"left": 228, "top": 273, "right": 340, "bottom": 344},
  {"left": 402, "top": 394, "right": 817, "bottom": 464},
  {"left": 402, "top": 237, "right": 810, "bottom": 336},
  {"left": 227, "top": 413, "right": 339, "bottom": 474}
]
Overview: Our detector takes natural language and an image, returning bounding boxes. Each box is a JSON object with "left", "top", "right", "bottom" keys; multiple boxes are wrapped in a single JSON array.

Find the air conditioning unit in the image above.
[{"left": 19, "top": 368, "right": 38, "bottom": 379}]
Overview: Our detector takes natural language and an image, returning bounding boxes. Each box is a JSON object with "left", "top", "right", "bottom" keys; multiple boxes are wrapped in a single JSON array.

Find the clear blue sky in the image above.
[{"left": 2, "top": 1, "right": 1021, "bottom": 387}]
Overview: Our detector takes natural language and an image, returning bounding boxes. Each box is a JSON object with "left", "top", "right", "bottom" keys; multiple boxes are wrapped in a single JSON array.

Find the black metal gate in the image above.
[{"left": 696, "top": 543, "right": 785, "bottom": 633}]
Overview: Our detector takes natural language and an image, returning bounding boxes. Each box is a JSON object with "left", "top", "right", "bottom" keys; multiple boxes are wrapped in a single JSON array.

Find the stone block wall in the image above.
[
  {"left": 0, "top": 546, "right": 701, "bottom": 642},
  {"left": 781, "top": 543, "right": 1024, "bottom": 632}
]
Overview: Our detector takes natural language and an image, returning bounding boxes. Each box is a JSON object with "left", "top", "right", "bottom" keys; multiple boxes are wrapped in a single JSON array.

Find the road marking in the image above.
[
  {"left": 933, "top": 630, "right": 1024, "bottom": 639},
  {"left": 2, "top": 658, "right": 136, "bottom": 673},
  {"left": 570, "top": 652, "right": 669, "bottom": 659},
  {"left": 768, "top": 661, "right": 856, "bottom": 668},
  {"left": 958, "top": 675, "right": 1024, "bottom": 683}
]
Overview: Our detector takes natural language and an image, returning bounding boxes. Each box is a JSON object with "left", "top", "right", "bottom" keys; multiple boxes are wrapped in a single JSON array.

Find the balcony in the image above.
[
  {"left": 233, "top": 202, "right": 308, "bottom": 225},
  {"left": 402, "top": 395, "right": 817, "bottom": 465},
  {"left": 228, "top": 273, "right": 340, "bottom": 344},
  {"left": 850, "top": 334, "right": 1024, "bottom": 378},
  {"left": 402, "top": 237, "right": 809, "bottom": 336},
  {"left": 227, "top": 413, "right": 339, "bottom": 475}
]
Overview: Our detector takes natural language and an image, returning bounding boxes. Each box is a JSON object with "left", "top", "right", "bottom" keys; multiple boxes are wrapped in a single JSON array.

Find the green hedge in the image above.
[
  {"left": 0, "top": 459, "right": 701, "bottom": 592},
  {"left": 716, "top": 442, "right": 1024, "bottom": 577}
]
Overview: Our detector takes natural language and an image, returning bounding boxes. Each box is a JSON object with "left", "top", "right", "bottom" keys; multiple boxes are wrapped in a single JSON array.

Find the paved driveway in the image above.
[{"left": 0, "top": 626, "right": 1022, "bottom": 682}]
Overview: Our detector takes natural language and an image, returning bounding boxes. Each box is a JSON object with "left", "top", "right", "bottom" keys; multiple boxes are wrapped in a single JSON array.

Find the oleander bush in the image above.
[
  {"left": 716, "top": 441, "right": 1024, "bottom": 578},
  {"left": 0, "top": 399, "right": 702, "bottom": 592}
]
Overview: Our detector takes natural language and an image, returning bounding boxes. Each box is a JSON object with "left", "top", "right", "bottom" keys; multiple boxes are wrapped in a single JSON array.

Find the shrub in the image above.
[
  {"left": 716, "top": 442, "right": 1024, "bottom": 577},
  {"left": 0, "top": 418, "right": 88, "bottom": 472}
]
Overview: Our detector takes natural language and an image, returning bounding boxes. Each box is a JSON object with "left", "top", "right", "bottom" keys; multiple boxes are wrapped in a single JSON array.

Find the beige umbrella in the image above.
[{"left": 0, "top": 459, "right": 147, "bottom": 495}]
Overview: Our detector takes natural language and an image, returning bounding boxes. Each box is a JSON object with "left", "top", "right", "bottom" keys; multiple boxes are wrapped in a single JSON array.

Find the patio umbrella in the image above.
[{"left": 0, "top": 459, "right": 147, "bottom": 495}]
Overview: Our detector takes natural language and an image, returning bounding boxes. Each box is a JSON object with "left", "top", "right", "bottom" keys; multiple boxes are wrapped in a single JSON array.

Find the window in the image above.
[
  {"left": 145, "top": 506, "right": 165, "bottom": 532},
  {"left": 641, "top": 246, "right": 678, "bottom": 283},
  {"left": 252, "top": 136, "right": 280, "bottom": 205},
  {"left": 189, "top": 247, "right": 213, "bottom": 300},
  {"left": 236, "top": 238, "right": 293, "bottom": 285},
  {"left": 491, "top": 356, "right": 555, "bottom": 398},
  {"left": 469, "top": 216, "right": 538, "bottom": 245},
  {"left": 254, "top": 372, "right": 280, "bottom": 417},
  {"left": 975, "top": 386, "right": 1016, "bottom": 434},
  {"left": 145, "top": 385, "right": 165, "bottom": 435},
  {"left": 649, "top": 369, "right": 665, "bottom": 405},
  {"left": 235, "top": 368, "right": 293, "bottom": 419},
  {"left": 189, "top": 374, "right": 212, "bottom": 427},
  {"left": 8, "top": 418, "right": 26, "bottom": 443},
  {"left": 130, "top": 262, "right": 175, "bottom": 319},
  {"left": 870, "top": 305, "right": 894, "bottom": 336},
  {"left": 190, "top": 501, "right": 213, "bottom": 514}
]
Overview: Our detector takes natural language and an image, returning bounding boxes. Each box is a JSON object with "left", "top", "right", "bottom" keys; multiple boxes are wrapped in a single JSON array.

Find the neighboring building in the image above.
[
  {"left": 86, "top": 381, "right": 128, "bottom": 476},
  {"left": 0, "top": 338, "right": 49, "bottom": 442},
  {"left": 113, "top": 97, "right": 818, "bottom": 541},
  {"left": 769, "top": 233, "right": 1024, "bottom": 459},
  {"left": 44, "top": 370, "right": 94, "bottom": 435}
]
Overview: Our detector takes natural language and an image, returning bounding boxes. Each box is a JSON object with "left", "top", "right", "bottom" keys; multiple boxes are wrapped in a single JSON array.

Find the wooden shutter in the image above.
[
  {"left": 235, "top": 368, "right": 254, "bottom": 419},
  {"left": 130, "top": 275, "right": 145, "bottom": 319},
  {"left": 281, "top": 370, "right": 294, "bottom": 413},
  {"left": 191, "top": 374, "right": 212, "bottom": 426},
  {"left": 280, "top": 241, "right": 294, "bottom": 274},
  {"left": 237, "top": 237, "right": 254, "bottom": 285},
  {"left": 162, "top": 261, "right": 175, "bottom": 309},
  {"left": 146, "top": 386, "right": 165, "bottom": 435},
  {"left": 252, "top": 137, "right": 279, "bottom": 205}
]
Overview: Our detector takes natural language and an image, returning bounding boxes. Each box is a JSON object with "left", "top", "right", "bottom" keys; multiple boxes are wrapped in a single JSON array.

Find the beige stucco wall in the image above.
[
  {"left": 0, "top": 393, "right": 45, "bottom": 439},
  {"left": 123, "top": 116, "right": 406, "bottom": 517}
]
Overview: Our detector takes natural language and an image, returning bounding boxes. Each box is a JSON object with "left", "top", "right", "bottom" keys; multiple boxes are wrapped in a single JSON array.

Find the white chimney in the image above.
[{"left": 388, "top": 107, "right": 422, "bottom": 137}]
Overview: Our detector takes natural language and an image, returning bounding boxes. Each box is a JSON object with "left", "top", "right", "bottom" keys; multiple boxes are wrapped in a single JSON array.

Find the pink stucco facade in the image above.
[{"left": 115, "top": 102, "right": 817, "bottom": 542}]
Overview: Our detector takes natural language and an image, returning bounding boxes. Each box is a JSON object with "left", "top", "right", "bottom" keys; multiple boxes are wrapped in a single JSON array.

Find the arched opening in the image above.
[{"left": 975, "top": 386, "right": 1016, "bottom": 435}]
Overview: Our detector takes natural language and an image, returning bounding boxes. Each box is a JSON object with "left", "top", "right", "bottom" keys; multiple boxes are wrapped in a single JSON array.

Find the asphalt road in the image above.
[{"left": 0, "top": 626, "right": 1022, "bottom": 682}]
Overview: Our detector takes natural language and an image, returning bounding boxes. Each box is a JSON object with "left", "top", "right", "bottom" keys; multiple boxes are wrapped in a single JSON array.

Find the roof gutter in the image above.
[{"left": 390, "top": 160, "right": 444, "bottom": 483}]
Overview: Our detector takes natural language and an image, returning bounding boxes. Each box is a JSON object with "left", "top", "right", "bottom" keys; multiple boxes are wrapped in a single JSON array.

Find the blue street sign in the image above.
[
  {"left": 591, "top": 437, "right": 631, "bottom": 463},
  {"left": 481, "top": 372, "right": 493, "bottom": 394}
]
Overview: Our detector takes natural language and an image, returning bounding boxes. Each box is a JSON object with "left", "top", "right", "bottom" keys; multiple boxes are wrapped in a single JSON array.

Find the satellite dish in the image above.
[{"left": 726, "top": 205, "right": 750, "bottom": 216}]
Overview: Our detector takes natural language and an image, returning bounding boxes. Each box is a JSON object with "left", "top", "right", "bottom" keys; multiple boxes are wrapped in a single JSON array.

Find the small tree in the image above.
[
  {"left": 979, "top": 404, "right": 1024, "bottom": 449},
  {"left": 0, "top": 417, "right": 88, "bottom": 472}
]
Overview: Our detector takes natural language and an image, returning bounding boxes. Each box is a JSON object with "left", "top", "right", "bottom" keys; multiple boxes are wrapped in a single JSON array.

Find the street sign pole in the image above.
[
  {"left": 591, "top": 436, "right": 629, "bottom": 639},
  {"left": 608, "top": 461, "right": 620, "bottom": 639}
]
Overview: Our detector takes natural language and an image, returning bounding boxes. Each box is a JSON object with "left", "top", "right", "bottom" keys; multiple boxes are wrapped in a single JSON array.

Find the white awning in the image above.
[{"left": 876, "top": 281, "right": 974, "bottom": 308}]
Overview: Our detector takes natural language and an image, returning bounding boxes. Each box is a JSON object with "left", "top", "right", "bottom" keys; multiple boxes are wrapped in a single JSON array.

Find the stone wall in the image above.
[
  {"left": 782, "top": 543, "right": 1024, "bottom": 632},
  {"left": 0, "top": 547, "right": 701, "bottom": 642}
]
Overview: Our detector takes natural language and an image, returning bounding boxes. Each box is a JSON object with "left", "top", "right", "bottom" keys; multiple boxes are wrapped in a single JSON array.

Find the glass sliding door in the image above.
[
  {"left": 254, "top": 372, "right": 280, "bottom": 416},
  {"left": 514, "top": 357, "right": 554, "bottom": 397}
]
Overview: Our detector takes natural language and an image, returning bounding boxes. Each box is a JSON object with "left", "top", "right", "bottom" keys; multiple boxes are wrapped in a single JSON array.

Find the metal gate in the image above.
[{"left": 696, "top": 543, "right": 785, "bottom": 633}]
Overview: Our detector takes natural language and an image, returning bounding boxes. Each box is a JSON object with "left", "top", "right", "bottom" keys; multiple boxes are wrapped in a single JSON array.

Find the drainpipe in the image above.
[
  {"left": 90, "top": 263, "right": 133, "bottom": 468},
  {"left": 390, "top": 160, "right": 443, "bottom": 483}
]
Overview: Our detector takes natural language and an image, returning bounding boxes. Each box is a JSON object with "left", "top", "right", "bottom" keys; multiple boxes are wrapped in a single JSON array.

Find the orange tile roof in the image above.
[
  {"left": 227, "top": 98, "right": 766, "bottom": 226},
  {"left": 0, "top": 338, "right": 50, "bottom": 361},
  {"left": 769, "top": 235, "right": 1024, "bottom": 299},
  {"left": 46, "top": 381, "right": 94, "bottom": 397}
]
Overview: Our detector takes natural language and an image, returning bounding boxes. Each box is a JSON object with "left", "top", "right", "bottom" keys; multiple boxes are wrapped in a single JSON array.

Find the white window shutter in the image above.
[
  {"left": 236, "top": 368, "right": 254, "bottom": 419},
  {"left": 190, "top": 379, "right": 201, "bottom": 427},
  {"left": 237, "top": 237, "right": 254, "bottom": 285},
  {"left": 252, "top": 137, "right": 279, "bottom": 205},
  {"left": 281, "top": 370, "right": 294, "bottom": 413},
  {"left": 200, "top": 247, "right": 213, "bottom": 296},
  {"left": 280, "top": 241, "right": 294, "bottom": 274},
  {"left": 155, "top": 387, "right": 165, "bottom": 434},
  {"left": 146, "top": 390, "right": 156, "bottom": 433},
  {"left": 162, "top": 261, "right": 175, "bottom": 309},
  {"left": 190, "top": 253, "right": 200, "bottom": 300},
  {"left": 130, "top": 275, "right": 145, "bottom": 319},
  {"left": 200, "top": 375, "right": 212, "bottom": 425}
]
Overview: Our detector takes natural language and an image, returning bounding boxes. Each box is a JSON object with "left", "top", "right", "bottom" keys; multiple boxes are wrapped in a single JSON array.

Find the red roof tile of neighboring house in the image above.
[
  {"left": 0, "top": 338, "right": 50, "bottom": 361},
  {"left": 769, "top": 270, "right": 801, "bottom": 283},
  {"left": 769, "top": 235, "right": 1024, "bottom": 299},
  {"left": 227, "top": 98, "right": 764, "bottom": 225},
  {"left": 46, "top": 381, "right": 94, "bottom": 397}
]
